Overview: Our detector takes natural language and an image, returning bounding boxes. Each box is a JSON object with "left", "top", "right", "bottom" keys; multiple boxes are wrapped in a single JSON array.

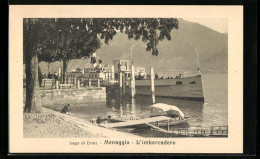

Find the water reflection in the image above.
[
  {"left": 64, "top": 73, "right": 228, "bottom": 137},
  {"left": 69, "top": 102, "right": 108, "bottom": 120},
  {"left": 64, "top": 87, "right": 218, "bottom": 136},
  {"left": 106, "top": 93, "right": 204, "bottom": 129},
  {"left": 107, "top": 94, "right": 204, "bottom": 137},
  {"left": 131, "top": 98, "right": 136, "bottom": 119}
]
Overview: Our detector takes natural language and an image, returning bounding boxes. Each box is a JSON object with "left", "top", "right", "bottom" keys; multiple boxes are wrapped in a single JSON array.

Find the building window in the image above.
[
  {"left": 176, "top": 81, "right": 182, "bottom": 85},
  {"left": 189, "top": 81, "right": 196, "bottom": 84}
]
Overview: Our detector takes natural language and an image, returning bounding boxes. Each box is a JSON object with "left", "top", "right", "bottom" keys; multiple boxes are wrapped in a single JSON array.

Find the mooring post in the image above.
[
  {"left": 89, "top": 79, "right": 91, "bottom": 87},
  {"left": 119, "top": 72, "right": 123, "bottom": 88},
  {"left": 77, "top": 79, "right": 80, "bottom": 89},
  {"left": 131, "top": 98, "right": 136, "bottom": 119},
  {"left": 131, "top": 65, "right": 136, "bottom": 98},
  {"left": 106, "top": 72, "right": 109, "bottom": 81},
  {"left": 150, "top": 67, "right": 155, "bottom": 104},
  {"left": 97, "top": 79, "right": 100, "bottom": 87},
  {"left": 56, "top": 80, "right": 59, "bottom": 89},
  {"left": 122, "top": 73, "right": 126, "bottom": 95}
]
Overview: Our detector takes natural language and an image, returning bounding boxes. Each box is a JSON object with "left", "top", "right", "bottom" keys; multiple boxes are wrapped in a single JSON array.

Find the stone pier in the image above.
[{"left": 24, "top": 87, "right": 107, "bottom": 107}]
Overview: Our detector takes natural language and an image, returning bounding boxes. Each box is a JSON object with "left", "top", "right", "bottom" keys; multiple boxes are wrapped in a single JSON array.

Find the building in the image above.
[
  {"left": 112, "top": 60, "right": 132, "bottom": 80},
  {"left": 66, "top": 63, "right": 115, "bottom": 84},
  {"left": 112, "top": 60, "right": 147, "bottom": 80},
  {"left": 66, "top": 59, "right": 147, "bottom": 83},
  {"left": 66, "top": 67, "right": 84, "bottom": 81}
]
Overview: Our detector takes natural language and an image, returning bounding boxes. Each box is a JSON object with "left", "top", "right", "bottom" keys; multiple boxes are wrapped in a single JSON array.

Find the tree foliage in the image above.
[
  {"left": 85, "top": 18, "right": 179, "bottom": 56},
  {"left": 23, "top": 18, "right": 178, "bottom": 113},
  {"left": 26, "top": 18, "right": 179, "bottom": 64},
  {"left": 24, "top": 19, "right": 56, "bottom": 61},
  {"left": 38, "top": 19, "right": 102, "bottom": 63}
]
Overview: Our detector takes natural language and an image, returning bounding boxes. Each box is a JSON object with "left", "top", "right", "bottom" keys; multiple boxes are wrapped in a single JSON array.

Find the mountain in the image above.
[
  {"left": 39, "top": 19, "right": 228, "bottom": 75},
  {"left": 201, "top": 52, "right": 228, "bottom": 71}
]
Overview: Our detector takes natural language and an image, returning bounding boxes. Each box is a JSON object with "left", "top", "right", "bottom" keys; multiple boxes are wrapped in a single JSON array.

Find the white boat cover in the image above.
[{"left": 149, "top": 103, "right": 185, "bottom": 118}]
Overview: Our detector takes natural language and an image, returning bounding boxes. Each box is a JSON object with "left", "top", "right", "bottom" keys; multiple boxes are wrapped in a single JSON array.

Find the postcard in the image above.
[{"left": 9, "top": 5, "right": 243, "bottom": 153}]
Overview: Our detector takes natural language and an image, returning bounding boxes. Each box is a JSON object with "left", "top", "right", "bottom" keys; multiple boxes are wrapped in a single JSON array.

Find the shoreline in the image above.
[
  {"left": 24, "top": 107, "right": 139, "bottom": 138},
  {"left": 24, "top": 107, "right": 228, "bottom": 138}
]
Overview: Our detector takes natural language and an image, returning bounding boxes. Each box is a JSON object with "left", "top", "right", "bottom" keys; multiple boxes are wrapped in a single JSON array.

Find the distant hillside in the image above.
[
  {"left": 201, "top": 52, "right": 228, "bottom": 70},
  {"left": 39, "top": 19, "right": 228, "bottom": 75}
]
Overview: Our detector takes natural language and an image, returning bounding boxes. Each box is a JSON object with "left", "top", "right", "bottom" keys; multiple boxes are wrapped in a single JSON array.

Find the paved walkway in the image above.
[{"left": 24, "top": 107, "right": 138, "bottom": 138}]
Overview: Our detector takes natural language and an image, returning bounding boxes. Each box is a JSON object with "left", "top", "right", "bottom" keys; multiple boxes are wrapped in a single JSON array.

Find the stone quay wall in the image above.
[{"left": 40, "top": 87, "right": 106, "bottom": 107}]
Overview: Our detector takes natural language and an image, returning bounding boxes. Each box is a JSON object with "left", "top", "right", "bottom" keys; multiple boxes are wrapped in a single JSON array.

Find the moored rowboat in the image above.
[{"left": 95, "top": 103, "right": 190, "bottom": 130}]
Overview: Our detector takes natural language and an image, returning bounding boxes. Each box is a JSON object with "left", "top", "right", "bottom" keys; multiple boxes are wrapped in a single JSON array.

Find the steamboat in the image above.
[
  {"left": 65, "top": 52, "right": 204, "bottom": 101},
  {"left": 134, "top": 74, "right": 204, "bottom": 101}
]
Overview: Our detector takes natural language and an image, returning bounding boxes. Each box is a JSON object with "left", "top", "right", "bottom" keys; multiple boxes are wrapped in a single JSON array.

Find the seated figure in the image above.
[{"left": 61, "top": 104, "right": 70, "bottom": 114}]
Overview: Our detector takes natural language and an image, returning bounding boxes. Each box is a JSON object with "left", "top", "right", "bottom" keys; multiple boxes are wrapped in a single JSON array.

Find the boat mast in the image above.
[
  {"left": 130, "top": 45, "right": 134, "bottom": 65},
  {"left": 196, "top": 48, "right": 201, "bottom": 75}
]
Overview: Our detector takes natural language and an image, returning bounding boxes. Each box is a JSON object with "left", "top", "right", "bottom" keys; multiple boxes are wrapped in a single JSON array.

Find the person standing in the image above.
[
  {"left": 47, "top": 72, "right": 52, "bottom": 79},
  {"left": 54, "top": 72, "right": 58, "bottom": 81},
  {"left": 155, "top": 73, "right": 159, "bottom": 79}
]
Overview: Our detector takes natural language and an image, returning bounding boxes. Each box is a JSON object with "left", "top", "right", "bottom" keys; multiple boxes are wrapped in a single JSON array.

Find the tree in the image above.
[
  {"left": 38, "top": 19, "right": 102, "bottom": 81},
  {"left": 24, "top": 19, "right": 56, "bottom": 113},
  {"left": 24, "top": 18, "right": 178, "bottom": 113}
]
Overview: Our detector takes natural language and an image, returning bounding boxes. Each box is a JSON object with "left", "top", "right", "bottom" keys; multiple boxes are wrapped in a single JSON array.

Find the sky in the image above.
[{"left": 184, "top": 18, "right": 228, "bottom": 33}]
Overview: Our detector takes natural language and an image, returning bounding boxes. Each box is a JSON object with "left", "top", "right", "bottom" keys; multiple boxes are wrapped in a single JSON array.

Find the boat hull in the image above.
[
  {"left": 134, "top": 75, "right": 204, "bottom": 101},
  {"left": 103, "top": 117, "right": 190, "bottom": 129},
  {"left": 104, "top": 75, "right": 204, "bottom": 101},
  {"left": 114, "top": 119, "right": 189, "bottom": 129}
]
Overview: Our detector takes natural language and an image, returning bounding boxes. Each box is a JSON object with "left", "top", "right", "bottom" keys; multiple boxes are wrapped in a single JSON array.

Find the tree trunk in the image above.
[
  {"left": 48, "top": 62, "right": 50, "bottom": 73},
  {"left": 62, "top": 59, "right": 68, "bottom": 82},
  {"left": 24, "top": 53, "right": 42, "bottom": 113}
]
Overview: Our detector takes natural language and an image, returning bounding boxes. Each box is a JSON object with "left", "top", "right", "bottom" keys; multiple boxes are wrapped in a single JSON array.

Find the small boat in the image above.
[
  {"left": 96, "top": 103, "right": 190, "bottom": 129},
  {"left": 148, "top": 103, "right": 190, "bottom": 127}
]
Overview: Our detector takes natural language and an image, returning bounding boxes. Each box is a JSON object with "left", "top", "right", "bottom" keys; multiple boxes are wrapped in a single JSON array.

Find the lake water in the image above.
[{"left": 52, "top": 73, "right": 228, "bottom": 137}]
